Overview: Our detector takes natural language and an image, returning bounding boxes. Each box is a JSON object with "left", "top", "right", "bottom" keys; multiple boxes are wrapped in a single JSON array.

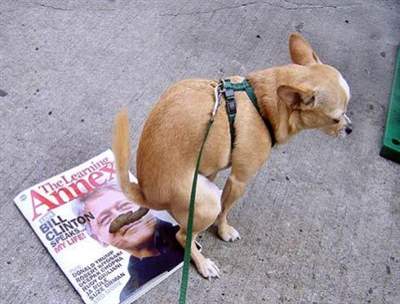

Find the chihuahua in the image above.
[{"left": 112, "top": 33, "right": 351, "bottom": 278}]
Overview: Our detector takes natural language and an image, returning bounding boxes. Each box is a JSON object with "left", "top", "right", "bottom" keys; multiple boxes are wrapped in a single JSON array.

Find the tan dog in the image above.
[{"left": 112, "top": 33, "right": 351, "bottom": 278}]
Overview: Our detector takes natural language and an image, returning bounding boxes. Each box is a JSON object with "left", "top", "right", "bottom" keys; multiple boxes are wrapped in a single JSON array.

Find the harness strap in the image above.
[
  {"left": 222, "top": 79, "right": 276, "bottom": 148},
  {"left": 224, "top": 83, "right": 237, "bottom": 149}
]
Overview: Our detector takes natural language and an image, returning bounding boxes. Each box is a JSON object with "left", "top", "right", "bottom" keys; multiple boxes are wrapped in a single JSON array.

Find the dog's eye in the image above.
[
  {"left": 333, "top": 118, "right": 340, "bottom": 124},
  {"left": 308, "top": 96, "right": 315, "bottom": 104}
]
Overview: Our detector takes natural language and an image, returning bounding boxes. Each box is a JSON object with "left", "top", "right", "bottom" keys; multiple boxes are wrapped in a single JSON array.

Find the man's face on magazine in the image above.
[{"left": 85, "top": 189, "right": 157, "bottom": 251}]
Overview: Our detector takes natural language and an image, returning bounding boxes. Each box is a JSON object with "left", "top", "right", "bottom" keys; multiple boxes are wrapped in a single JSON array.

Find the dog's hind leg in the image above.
[
  {"left": 176, "top": 229, "right": 220, "bottom": 278},
  {"left": 171, "top": 175, "right": 222, "bottom": 278},
  {"left": 216, "top": 174, "right": 248, "bottom": 242}
]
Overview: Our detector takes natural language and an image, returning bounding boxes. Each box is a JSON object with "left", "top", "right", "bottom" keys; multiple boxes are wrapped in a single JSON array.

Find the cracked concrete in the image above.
[
  {"left": 1, "top": 0, "right": 399, "bottom": 303},
  {"left": 159, "top": 1, "right": 360, "bottom": 17}
]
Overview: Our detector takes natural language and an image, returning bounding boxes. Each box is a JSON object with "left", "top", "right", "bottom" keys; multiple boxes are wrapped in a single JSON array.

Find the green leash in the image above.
[
  {"left": 178, "top": 81, "right": 223, "bottom": 304},
  {"left": 178, "top": 78, "right": 268, "bottom": 303},
  {"left": 178, "top": 117, "right": 214, "bottom": 304}
]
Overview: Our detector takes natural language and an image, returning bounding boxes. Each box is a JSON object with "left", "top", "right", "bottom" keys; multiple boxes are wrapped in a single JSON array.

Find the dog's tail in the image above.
[{"left": 112, "top": 109, "right": 146, "bottom": 205}]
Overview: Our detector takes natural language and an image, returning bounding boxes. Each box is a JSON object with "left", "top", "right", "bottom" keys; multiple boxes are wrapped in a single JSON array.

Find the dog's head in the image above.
[{"left": 277, "top": 33, "right": 352, "bottom": 137}]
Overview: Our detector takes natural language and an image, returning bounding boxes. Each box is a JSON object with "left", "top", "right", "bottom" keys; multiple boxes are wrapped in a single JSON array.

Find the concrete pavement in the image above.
[{"left": 1, "top": 0, "right": 399, "bottom": 303}]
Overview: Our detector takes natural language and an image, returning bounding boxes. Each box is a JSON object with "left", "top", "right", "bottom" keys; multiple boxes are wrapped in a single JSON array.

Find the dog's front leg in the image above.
[
  {"left": 217, "top": 139, "right": 270, "bottom": 242},
  {"left": 217, "top": 174, "right": 248, "bottom": 242}
]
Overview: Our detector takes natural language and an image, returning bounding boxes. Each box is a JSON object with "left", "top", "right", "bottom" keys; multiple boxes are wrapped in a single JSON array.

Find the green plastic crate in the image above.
[{"left": 380, "top": 45, "right": 400, "bottom": 164}]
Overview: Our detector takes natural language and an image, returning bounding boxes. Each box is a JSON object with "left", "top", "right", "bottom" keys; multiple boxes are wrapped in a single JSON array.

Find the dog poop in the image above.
[{"left": 109, "top": 207, "right": 149, "bottom": 233}]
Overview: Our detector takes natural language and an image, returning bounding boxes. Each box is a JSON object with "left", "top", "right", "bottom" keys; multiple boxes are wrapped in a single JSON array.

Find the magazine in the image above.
[{"left": 14, "top": 150, "right": 185, "bottom": 304}]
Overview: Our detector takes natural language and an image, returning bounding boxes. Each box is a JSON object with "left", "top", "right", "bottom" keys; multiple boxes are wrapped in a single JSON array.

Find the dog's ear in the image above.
[
  {"left": 289, "top": 33, "right": 322, "bottom": 65},
  {"left": 277, "top": 85, "right": 317, "bottom": 109}
]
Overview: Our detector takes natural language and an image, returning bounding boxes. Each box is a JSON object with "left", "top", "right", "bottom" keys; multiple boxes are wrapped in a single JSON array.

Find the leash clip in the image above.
[{"left": 212, "top": 81, "right": 224, "bottom": 118}]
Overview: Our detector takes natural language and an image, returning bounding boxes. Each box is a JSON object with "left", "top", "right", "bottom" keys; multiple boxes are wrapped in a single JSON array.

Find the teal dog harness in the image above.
[{"left": 220, "top": 78, "right": 276, "bottom": 148}]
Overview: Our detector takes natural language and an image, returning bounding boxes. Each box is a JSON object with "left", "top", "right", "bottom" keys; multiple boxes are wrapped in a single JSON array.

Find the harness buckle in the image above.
[{"left": 224, "top": 88, "right": 235, "bottom": 100}]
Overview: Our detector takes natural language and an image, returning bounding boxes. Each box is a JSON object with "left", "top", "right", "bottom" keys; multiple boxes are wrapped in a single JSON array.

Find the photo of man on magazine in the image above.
[{"left": 74, "top": 182, "right": 184, "bottom": 302}]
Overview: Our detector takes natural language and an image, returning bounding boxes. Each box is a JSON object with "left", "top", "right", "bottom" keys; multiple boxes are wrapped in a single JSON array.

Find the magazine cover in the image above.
[{"left": 14, "top": 150, "right": 184, "bottom": 304}]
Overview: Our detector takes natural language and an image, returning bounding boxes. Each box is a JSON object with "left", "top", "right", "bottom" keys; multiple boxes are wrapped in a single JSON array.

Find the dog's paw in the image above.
[
  {"left": 218, "top": 224, "right": 241, "bottom": 242},
  {"left": 197, "top": 258, "right": 220, "bottom": 279}
]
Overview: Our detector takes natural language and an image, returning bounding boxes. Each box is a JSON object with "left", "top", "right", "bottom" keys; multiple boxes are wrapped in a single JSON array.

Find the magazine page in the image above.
[{"left": 14, "top": 150, "right": 184, "bottom": 304}]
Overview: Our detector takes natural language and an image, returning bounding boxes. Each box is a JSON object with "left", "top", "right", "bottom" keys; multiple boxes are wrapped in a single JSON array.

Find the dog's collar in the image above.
[{"left": 220, "top": 78, "right": 276, "bottom": 148}]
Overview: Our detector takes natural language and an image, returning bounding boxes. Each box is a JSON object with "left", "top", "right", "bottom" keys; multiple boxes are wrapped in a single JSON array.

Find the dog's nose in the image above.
[{"left": 345, "top": 126, "right": 352, "bottom": 134}]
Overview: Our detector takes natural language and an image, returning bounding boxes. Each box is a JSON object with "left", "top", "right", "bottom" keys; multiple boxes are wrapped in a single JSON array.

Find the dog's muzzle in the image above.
[{"left": 344, "top": 114, "right": 352, "bottom": 135}]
